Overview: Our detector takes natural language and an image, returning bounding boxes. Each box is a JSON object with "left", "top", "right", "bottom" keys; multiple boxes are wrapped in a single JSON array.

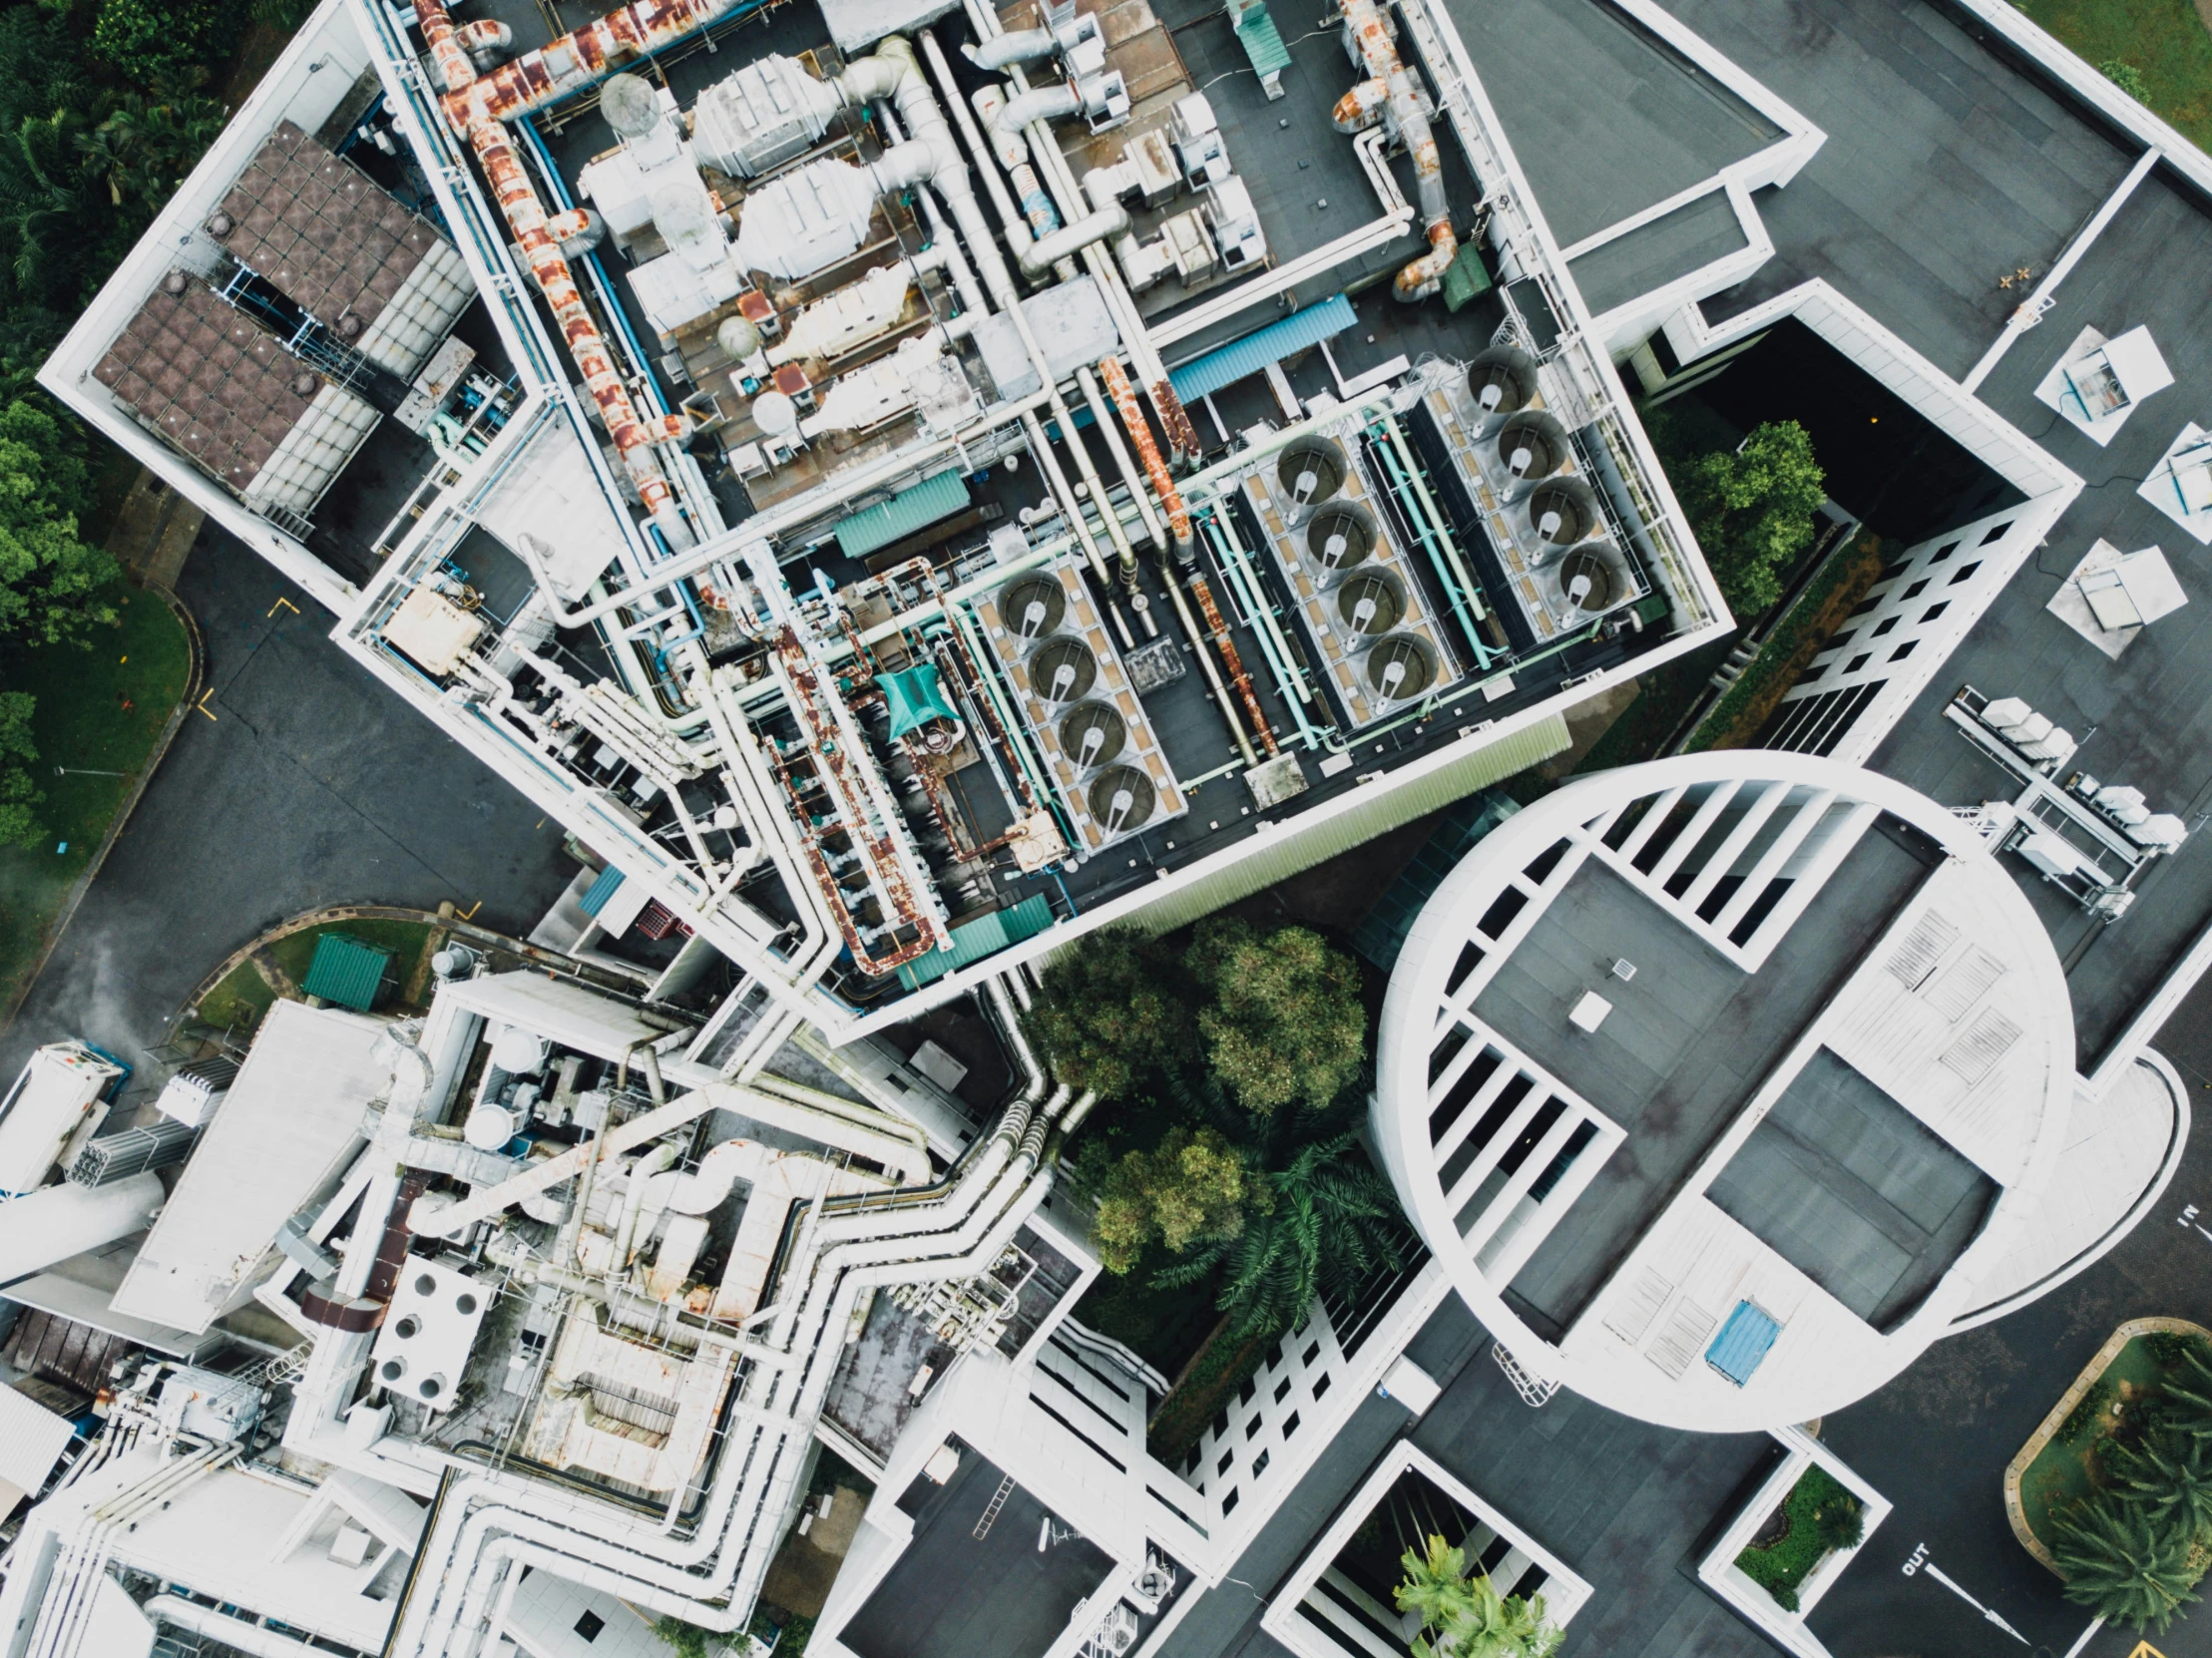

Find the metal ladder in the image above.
[{"left": 973, "top": 1474, "right": 1017, "bottom": 1539}]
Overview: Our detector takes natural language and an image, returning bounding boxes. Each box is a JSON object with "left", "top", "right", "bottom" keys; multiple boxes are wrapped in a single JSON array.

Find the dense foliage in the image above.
[
  {"left": 1395, "top": 1534, "right": 1562, "bottom": 1658},
  {"left": 2045, "top": 1337, "right": 2212, "bottom": 1632},
  {"left": 1734, "top": 1465, "right": 1865, "bottom": 1612},
  {"left": 1051, "top": 923, "right": 1406, "bottom": 1357},
  {"left": 1674, "top": 420, "right": 1827, "bottom": 614},
  {"left": 0, "top": 0, "right": 255, "bottom": 846}
]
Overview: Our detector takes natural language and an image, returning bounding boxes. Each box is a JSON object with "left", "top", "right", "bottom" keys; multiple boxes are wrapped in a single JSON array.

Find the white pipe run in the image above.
[
  {"left": 1337, "top": 0, "right": 1458, "bottom": 299},
  {"left": 964, "top": 27, "right": 1056, "bottom": 67},
  {"left": 994, "top": 83, "right": 1083, "bottom": 136},
  {"left": 393, "top": 1128, "right": 1056, "bottom": 1655},
  {"left": 1018, "top": 204, "right": 1129, "bottom": 275},
  {"left": 145, "top": 1597, "right": 328, "bottom": 1658},
  {"left": 394, "top": 1080, "right": 1064, "bottom": 1653},
  {"left": 0, "top": 1173, "right": 162, "bottom": 1283}
]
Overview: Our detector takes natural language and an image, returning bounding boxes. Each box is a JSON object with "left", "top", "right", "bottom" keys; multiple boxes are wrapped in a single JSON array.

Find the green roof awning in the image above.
[
  {"left": 301, "top": 934, "right": 397, "bottom": 1012},
  {"left": 1229, "top": 0, "right": 1291, "bottom": 78},
  {"left": 880, "top": 664, "right": 960, "bottom": 740},
  {"left": 895, "top": 896, "right": 1058, "bottom": 991},
  {"left": 835, "top": 470, "right": 972, "bottom": 560}
]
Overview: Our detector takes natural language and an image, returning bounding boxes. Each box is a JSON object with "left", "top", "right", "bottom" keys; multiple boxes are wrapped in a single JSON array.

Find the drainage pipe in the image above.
[{"left": 1338, "top": 0, "right": 1458, "bottom": 299}]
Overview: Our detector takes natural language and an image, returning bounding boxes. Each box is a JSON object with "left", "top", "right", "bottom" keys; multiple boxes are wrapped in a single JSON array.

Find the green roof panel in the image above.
[
  {"left": 835, "top": 470, "right": 972, "bottom": 560},
  {"left": 301, "top": 933, "right": 397, "bottom": 1012},
  {"left": 895, "top": 895, "right": 1058, "bottom": 991}
]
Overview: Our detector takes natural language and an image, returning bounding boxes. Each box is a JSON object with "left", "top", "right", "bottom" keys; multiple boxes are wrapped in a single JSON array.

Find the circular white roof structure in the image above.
[{"left": 1373, "top": 752, "right": 2075, "bottom": 1433}]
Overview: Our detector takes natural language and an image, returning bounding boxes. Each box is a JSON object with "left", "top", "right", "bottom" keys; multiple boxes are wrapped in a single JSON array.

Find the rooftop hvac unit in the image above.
[
  {"left": 1467, "top": 345, "right": 1538, "bottom": 420},
  {"left": 155, "top": 1054, "right": 238, "bottom": 1128},
  {"left": 1000, "top": 575, "right": 1069, "bottom": 641},
  {"left": 1364, "top": 634, "right": 1438, "bottom": 703},
  {"left": 68, "top": 1118, "right": 199, "bottom": 1187},
  {"left": 1088, "top": 766, "right": 1156, "bottom": 834},
  {"left": 1553, "top": 544, "right": 1622, "bottom": 617},
  {"left": 1335, "top": 571, "right": 1405, "bottom": 636}
]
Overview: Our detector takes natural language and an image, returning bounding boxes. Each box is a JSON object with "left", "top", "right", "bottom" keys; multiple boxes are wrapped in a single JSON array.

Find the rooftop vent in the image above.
[
  {"left": 1467, "top": 345, "right": 1537, "bottom": 419},
  {"left": 600, "top": 72, "right": 663, "bottom": 140},
  {"left": 1303, "top": 501, "right": 1376, "bottom": 573},
  {"left": 1336, "top": 571, "right": 1404, "bottom": 636},
  {"left": 1554, "top": 545, "right": 1618, "bottom": 615},
  {"left": 1497, "top": 413, "right": 1568, "bottom": 481},
  {"left": 1365, "top": 633, "right": 1436, "bottom": 702},
  {"left": 1275, "top": 438, "right": 1346, "bottom": 512},
  {"left": 1089, "top": 765, "right": 1156, "bottom": 833},
  {"left": 1000, "top": 575, "right": 1067, "bottom": 641},
  {"left": 1057, "top": 700, "right": 1126, "bottom": 770},
  {"left": 1028, "top": 636, "right": 1098, "bottom": 704}
]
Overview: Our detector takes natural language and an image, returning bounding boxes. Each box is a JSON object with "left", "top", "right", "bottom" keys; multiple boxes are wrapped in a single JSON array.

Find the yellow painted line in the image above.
[
  {"left": 2129, "top": 1644, "right": 2167, "bottom": 1658},
  {"left": 267, "top": 596, "right": 299, "bottom": 618},
  {"left": 457, "top": 900, "right": 482, "bottom": 920},
  {"left": 195, "top": 689, "right": 218, "bottom": 722}
]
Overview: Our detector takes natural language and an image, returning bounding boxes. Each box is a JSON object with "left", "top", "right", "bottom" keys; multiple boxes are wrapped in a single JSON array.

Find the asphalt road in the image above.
[
  {"left": 1799, "top": 973, "right": 2212, "bottom": 1658},
  {"left": 0, "top": 526, "right": 578, "bottom": 1076}
]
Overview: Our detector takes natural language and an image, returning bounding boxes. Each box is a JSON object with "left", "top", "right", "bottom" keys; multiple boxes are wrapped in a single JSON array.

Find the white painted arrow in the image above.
[{"left": 1922, "top": 1562, "right": 2029, "bottom": 1644}]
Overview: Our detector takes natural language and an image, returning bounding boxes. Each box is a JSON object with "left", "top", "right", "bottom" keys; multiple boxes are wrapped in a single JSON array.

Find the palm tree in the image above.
[
  {"left": 1152, "top": 1130, "right": 1408, "bottom": 1343},
  {"left": 1394, "top": 1535, "right": 1563, "bottom": 1658},
  {"left": 2109, "top": 1428, "right": 2212, "bottom": 1537},
  {"left": 2048, "top": 1495, "right": 2201, "bottom": 1633}
]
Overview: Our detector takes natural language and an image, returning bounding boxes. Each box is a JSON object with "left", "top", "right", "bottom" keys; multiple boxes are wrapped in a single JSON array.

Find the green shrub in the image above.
[
  {"left": 93, "top": 0, "right": 228, "bottom": 83},
  {"left": 652, "top": 1618, "right": 710, "bottom": 1658},
  {"left": 1735, "top": 1466, "right": 1865, "bottom": 1608},
  {"left": 2101, "top": 60, "right": 2152, "bottom": 103},
  {"left": 2063, "top": 1378, "right": 2119, "bottom": 1446},
  {"left": 2144, "top": 1332, "right": 2209, "bottom": 1371}
]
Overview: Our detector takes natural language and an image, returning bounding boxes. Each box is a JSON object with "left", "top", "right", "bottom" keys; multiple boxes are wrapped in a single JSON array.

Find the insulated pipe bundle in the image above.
[
  {"left": 412, "top": 0, "right": 694, "bottom": 549},
  {"left": 1337, "top": 0, "right": 1458, "bottom": 299}
]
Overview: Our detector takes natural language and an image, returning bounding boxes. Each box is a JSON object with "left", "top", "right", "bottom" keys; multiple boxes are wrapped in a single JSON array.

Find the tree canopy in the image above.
[
  {"left": 1091, "top": 1125, "right": 1255, "bottom": 1276},
  {"left": 1188, "top": 918, "right": 1368, "bottom": 1115},
  {"left": 0, "top": 690, "right": 41, "bottom": 849},
  {"left": 1030, "top": 928, "right": 1197, "bottom": 1098},
  {"left": 0, "top": 400, "right": 120, "bottom": 647},
  {"left": 1395, "top": 1535, "right": 1563, "bottom": 1658},
  {"left": 1676, "top": 420, "right": 1826, "bottom": 615}
]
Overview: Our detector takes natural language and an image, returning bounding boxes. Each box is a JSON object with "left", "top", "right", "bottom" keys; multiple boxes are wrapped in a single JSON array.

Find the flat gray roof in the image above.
[
  {"left": 1568, "top": 189, "right": 1749, "bottom": 316},
  {"left": 1471, "top": 827, "right": 1933, "bottom": 1333},
  {"left": 846, "top": 1451, "right": 1112, "bottom": 1658},
  {"left": 1442, "top": 0, "right": 1780, "bottom": 248},
  {"left": 1706, "top": 1046, "right": 1994, "bottom": 1328}
]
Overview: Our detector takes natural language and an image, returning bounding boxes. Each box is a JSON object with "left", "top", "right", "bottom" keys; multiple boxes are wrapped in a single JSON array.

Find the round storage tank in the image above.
[
  {"left": 1467, "top": 346, "right": 1537, "bottom": 418},
  {"left": 1554, "top": 545, "right": 1617, "bottom": 614},
  {"left": 1275, "top": 439, "right": 1347, "bottom": 510},
  {"left": 999, "top": 576, "right": 1066, "bottom": 640},
  {"left": 1304, "top": 503, "right": 1376, "bottom": 574},
  {"left": 1526, "top": 479, "right": 1596, "bottom": 547},
  {"left": 1028, "top": 637, "right": 1098, "bottom": 704},
  {"left": 1336, "top": 572, "right": 1403, "bottom": 636},
  {"left": 1497, "top": 414, "right": 1568, "bottom": 481},
  {"left": 1365, "top": 634, "right": 1437, "bottom": 703},
  {"left": 1058, "top": 700, "right": 1126, "bottom": 770},
  {"left": 1089, "top": 765, "right": 1156, "bottom": 834}
]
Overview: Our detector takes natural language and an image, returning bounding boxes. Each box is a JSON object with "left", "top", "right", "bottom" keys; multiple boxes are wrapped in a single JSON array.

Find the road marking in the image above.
[
  {"left": 1902, "top": 1545, "right": 2027, "bottom": 1644},
  {"left": 2128, "top": 1644, "right": 2168, "bottom": 1658},
  {"left": 2060, "top": 1617, "right": 2104, "bottom": 1658},
  {"left": 195, "top": 689, "right": 218, "bottom": 722},
  {"left": 457, "top": 900, "right": 482, "bottom": 920},
  {"left": 267, "top": 596, "right": 299, "bottom": 618}
]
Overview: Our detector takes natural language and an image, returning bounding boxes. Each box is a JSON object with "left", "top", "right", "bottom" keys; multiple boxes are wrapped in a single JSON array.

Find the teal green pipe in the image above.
[
  {"left": 1199, "top": 512, "right": 1325, "bottom": 751},
  {"left": 1366, "top": 415, "right": 1503, "bottom": 672}
]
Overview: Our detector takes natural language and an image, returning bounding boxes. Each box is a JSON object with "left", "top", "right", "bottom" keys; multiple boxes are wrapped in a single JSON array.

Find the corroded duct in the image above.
[
  {"left": 1338, "top": 0, "right": 1457, "bottom": 301},
  {"left": 442, "top": 0, "right": 732, "bottom": 128},
  {"left": 414, "top": 0, "right": 691, "bottom": 543},
  {"left": 1098, "top": 354, "right": 1190, "bottom": 553}
]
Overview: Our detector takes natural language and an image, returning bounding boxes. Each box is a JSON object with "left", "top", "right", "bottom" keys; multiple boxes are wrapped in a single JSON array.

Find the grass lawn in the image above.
[
  {"left": 194, "top": 918, "right": 440, "bottom": 1034},
  {"left": 2016, "top": 0, "right": 2212, "bottom": 155},
  {"left": 0, "top": 588, "right": 194, "bottom": 1012}
]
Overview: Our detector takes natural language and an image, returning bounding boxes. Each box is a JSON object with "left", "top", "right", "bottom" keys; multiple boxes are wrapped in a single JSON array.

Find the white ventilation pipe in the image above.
[
  {"left": 1017, "top": 204, "right": 1129, "bottom": 275},
  {"left": 146, "top": 1598, "right": 329, "bottom": 1658},
  {"left": 393, "top": 1140, "right": 1056, "bottom": 1654},
  {"left": 0, "top": 1173, "right": 162, "bottom": 1283},
  {"left": 964, "top": 27, "right": 1056, "bottom": 67},
  {"left": 995, "top": 83, "right": 1083, "bottom": 137},
  {"left": 1337, "top": 0, "right": 1457, "bottom": 299}
]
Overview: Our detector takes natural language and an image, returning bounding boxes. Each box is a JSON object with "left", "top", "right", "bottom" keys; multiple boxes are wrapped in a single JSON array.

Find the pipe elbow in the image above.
[
  {"left": 1395, "top": 219, "right": 1458, "bottom": 301},
  {"left": 964, "top": 28, "right": 1056, "bottom": 69},
  {"left": 995, "top": 83, "right": 1083, "bottom": 138},
  {"left": 1332, "top": 79, "right": 1387, "bottom": 133},
  {"left": 835, "top": 55, "right": 906, "bottom": 104},
  {"left": 1017, "top": 203, "right": 1128, "bottom": 273}
]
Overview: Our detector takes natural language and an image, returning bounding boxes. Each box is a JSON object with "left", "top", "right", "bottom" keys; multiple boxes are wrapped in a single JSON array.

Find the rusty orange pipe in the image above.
[
  {"left": 441, "top": 0, "right": 730, "bottom": 130},
  {"left": 415, "top": 0, "right": 686, "bottom": 538},
  {"left": 1099, "top": 355, "right": 1190, "bottom": 555},
  {"left": 1338, "top": 0, "right": 1458, "bottom": 300}
]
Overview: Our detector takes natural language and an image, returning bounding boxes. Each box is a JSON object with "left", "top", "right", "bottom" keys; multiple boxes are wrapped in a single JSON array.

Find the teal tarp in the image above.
[{"left": 881, "top": 664, "right": 960, "bottom": 740}]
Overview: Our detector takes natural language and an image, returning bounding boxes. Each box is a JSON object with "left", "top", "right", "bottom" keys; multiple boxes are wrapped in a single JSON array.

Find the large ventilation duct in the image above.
[
  {"left": 965, "top": 27, "right": 1056, "bottom": 68},
  {"left": 1336, "top": 0, "right": 1457, "bottom": 300},
  {"left": 0, "top": 1173, "right": 163, "bottom": 1282}
]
